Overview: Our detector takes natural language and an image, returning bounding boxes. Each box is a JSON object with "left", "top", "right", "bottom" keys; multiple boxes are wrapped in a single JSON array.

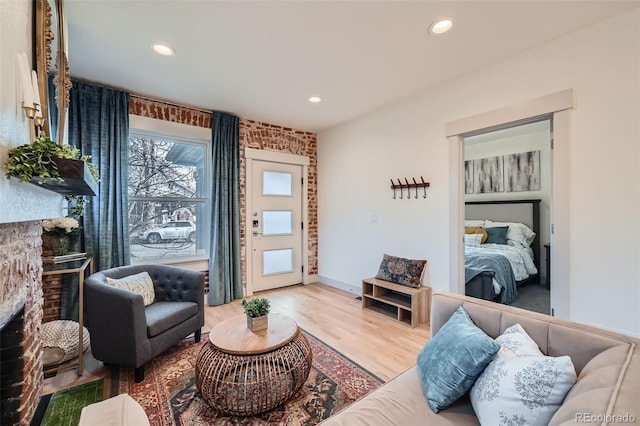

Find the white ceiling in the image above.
[{"left": 65, "top": 1, "right": 638, "bottom": 133}]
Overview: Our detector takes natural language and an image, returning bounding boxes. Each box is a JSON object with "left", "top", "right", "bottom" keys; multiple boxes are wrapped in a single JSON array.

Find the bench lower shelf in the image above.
[{"left": 362, "top": 278, "right": 430, "bottom": 328}]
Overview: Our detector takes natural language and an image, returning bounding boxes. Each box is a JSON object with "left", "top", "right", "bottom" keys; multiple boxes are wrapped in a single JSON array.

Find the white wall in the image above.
[
  {"left": 0, "top": 1, "right": 63, "bottom": 224},
  {"left": 318, "top": 9, "right": 640, "bottom": 336}
]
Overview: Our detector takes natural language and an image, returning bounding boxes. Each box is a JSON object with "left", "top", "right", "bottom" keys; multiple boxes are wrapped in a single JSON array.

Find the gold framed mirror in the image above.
[{"left": 35, "top": 0, "right": 71, "bottom": 144}]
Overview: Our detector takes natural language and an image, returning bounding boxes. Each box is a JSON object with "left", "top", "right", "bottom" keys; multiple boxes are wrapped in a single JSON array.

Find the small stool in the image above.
[
  {"left": 42, "top": 320, "right": 90, "bottom": 367},
  {"left": 78, "top": 394, "right": 149, "bottom": 426}
]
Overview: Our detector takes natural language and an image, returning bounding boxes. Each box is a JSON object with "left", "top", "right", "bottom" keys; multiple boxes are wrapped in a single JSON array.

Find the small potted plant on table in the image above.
[{"left": 242, "top": 297, "right": 271, "bottom": 332}]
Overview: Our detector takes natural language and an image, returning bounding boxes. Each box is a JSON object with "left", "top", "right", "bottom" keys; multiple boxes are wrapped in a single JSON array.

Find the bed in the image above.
[{"left": 464, "top": 200, "right": 541, "bottom": 304}]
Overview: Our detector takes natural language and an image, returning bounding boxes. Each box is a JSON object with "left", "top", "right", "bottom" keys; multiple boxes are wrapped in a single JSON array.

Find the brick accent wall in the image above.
[
  {"left": 130, "top": 97, "right": 318, "bottom": 289},
  {"left": 40, "top": 235, "right": 63, "bottom": 323},
  {"left": 0, "top": 221, "right": 44, "bottom": 425},
  {"left": 239, "top": 119, "right": 319, "bottom": 286},
  {"left": 129, "top": 96, "right": 212, "bottom": 128},
  {"left": 41, "top": 275, "right": 62, "bottom": 323}
]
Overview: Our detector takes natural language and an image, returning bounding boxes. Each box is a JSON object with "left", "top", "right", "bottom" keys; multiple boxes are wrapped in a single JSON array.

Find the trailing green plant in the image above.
[
  {"left": 4, "top": 133, "right": 99, "bottom": 184},
  {"left": 241, "top": 297, "right": 271, "bottom": 318},
  {"left": 65, "top": 194, "right": 89, "bottom": 218}
]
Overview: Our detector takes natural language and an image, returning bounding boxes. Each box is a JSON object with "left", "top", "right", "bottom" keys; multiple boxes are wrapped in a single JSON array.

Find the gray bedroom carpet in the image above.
[{"left": 511, "top": 283, "right": 550, "bottom": 315}]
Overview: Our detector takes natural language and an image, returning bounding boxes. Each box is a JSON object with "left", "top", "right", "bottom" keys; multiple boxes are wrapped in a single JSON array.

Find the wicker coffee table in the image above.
[{"left": 195, "top": 313, "right": 312, "bottom": 416}]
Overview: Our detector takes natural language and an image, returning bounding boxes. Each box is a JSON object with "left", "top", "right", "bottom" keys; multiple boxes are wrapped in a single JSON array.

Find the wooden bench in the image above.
[{"left": 361, "top": 277, "right": 430, "bottom": 328}]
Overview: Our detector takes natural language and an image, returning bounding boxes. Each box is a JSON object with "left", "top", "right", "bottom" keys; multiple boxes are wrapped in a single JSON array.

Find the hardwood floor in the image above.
[{"left": 43, "top": 282, "right": 432, "bottom": 395}]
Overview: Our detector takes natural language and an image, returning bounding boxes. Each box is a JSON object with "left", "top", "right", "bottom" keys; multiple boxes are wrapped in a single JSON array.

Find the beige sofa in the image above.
[{"left": 321, "top": 292, "right": 639, "bottom": 425}]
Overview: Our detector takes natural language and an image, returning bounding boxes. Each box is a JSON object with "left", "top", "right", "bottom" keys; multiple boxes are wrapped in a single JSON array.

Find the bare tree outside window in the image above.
[{"left": 127, "top": 132, "right": 209, "bottom": 262}]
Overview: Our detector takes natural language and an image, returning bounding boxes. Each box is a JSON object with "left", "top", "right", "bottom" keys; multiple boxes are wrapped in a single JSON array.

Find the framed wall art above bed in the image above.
[{"left": 465, "top": 150, "right": 542, "bottom": 195}]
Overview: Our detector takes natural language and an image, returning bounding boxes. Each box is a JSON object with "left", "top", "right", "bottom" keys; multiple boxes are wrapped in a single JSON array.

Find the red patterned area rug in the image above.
[{"left": 113, "top": 331, "right": 384, "bottom": 425}]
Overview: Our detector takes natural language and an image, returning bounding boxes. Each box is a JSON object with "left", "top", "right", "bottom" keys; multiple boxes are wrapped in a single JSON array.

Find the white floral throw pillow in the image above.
[
  {"left": 495, "top": 323, "right": 543, "bottom": 358},
  {"left": 471, "top": 324, "right": 577, "bottom": 426}
]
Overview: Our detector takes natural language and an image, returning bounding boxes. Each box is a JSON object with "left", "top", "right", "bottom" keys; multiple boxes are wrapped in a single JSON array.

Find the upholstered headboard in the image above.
[{"left": 465, "top": 199, "right": 541, "bottom": 272}]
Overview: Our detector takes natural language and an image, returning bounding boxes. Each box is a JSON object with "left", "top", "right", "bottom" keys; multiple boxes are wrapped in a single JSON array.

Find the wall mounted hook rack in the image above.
[{"left": 390, "top": 176, "right": 430, "bottom": 199}]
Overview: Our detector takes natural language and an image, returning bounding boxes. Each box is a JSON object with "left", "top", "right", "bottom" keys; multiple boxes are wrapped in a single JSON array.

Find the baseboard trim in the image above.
[{"left": 318, "top": 276, "right": 362, "bottom": 296}]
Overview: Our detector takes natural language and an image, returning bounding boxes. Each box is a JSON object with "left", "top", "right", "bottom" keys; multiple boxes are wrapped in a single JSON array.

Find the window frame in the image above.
[{"left": 127, "top": 115, "right": 211, "bottom": 265}]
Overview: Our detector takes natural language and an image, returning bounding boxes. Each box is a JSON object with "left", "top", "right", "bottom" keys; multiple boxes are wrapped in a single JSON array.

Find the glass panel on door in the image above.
[
  {"left": 263, "top": 248, "right": 293, "bottom": 275},
  {"left": 262, "top": 210, "right": 293, "bottom": 235},
  {"left": 263, "top": 171, "right": 292, "bottom": 196}
]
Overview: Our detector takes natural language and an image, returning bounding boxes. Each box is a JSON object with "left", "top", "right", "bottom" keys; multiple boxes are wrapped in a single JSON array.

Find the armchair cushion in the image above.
[
  {"left": 106, "top": 272, "right": 155, "bottom": 306},
  {"left": 145, "top": 301, "right": 198, "bottom": 338}
]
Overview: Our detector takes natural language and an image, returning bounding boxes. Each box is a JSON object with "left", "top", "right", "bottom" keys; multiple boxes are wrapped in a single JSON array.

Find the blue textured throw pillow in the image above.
[
  {"left": 416, "top": 306, "right": 500, "bottom": 413},
  {"left": 485, "top": 226, "right": 509, "bottom": 245}
]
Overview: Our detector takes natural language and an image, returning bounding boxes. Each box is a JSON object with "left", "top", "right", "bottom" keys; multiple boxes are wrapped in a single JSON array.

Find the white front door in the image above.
[{"left": 250, "top": 160, "right": 303, "bottom": 291}]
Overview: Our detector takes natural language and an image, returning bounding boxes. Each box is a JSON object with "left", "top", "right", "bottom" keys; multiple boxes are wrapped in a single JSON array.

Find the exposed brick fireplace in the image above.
[
  {"left": 0, "top": 221, "right": 44, "bottom": 425},
  {"left": 1, "top": 306, "right": 25, "bottom": 425}
]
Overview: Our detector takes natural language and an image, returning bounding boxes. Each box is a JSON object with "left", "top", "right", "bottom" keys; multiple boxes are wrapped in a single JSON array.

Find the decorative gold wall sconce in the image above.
[{"left": 17, "top": 52, "right": 47, "bottom": 141}]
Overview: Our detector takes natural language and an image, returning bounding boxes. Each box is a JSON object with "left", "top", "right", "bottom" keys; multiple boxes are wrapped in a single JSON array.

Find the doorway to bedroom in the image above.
[
  {"left": 463, "top": 119, "right": 552, "bottom": 314},
  {"left": 446, "top": 89, "right": 573, "bottom": 320}
]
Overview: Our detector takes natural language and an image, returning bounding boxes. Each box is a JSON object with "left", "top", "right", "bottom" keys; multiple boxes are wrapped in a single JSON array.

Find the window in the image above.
[{"left": 127, "top": 120, "right": 210, "bottom": 263}]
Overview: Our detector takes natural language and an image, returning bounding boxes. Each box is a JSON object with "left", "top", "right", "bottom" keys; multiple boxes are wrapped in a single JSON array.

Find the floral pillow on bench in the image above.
[{"left": 375, "top": 254, "right": 427, "bottom": 288}]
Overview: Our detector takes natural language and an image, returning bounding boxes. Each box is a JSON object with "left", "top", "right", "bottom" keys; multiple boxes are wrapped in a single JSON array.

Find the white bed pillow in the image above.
[
  {"left": 471, "top": 324, "right": 577, "bottom": 426},
  {"left": 106, "top": 272, "right": 156, "bottom": 306},
  {"left": 464, "top": 233, "right": 483, "bottom": 247},
  {"left": 465, "top": 219, "right": 486, "bottom": 228},
  {"left": 485, "top": 220, "right": 536, "bottom": 248}
]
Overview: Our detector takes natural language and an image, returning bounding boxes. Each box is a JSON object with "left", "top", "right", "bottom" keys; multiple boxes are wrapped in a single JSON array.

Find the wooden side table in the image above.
[
  {"left": 195, "top": 313, "right": 312, "bottom": 416},
  {"left": 42, "top": 256, "right": 94, "bottom": 376}
]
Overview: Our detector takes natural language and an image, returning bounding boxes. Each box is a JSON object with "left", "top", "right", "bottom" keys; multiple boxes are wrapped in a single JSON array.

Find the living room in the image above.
[{"left": 1, "top": 1, "right": 639, "bottom": 425}]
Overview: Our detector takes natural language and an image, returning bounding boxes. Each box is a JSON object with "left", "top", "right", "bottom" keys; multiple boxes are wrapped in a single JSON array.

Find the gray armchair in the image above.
[{"left": 84, "top": 264, "right": 205, "bottom": 382}]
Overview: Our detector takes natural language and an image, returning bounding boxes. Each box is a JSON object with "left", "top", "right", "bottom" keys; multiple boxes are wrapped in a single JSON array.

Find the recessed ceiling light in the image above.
[
  {"left": 152, "top": 42, "right": 175, "bottom": 56},
  {"left": 429, "top": 18, "right": 454, "bottom": 35},
  {"left": 309, "top": 96, "right": 322, "bottom": 103}
]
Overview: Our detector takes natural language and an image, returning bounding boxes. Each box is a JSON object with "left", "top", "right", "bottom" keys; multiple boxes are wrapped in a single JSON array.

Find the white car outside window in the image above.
[{"left": 139, "top": 221, "right": 196, "bottom": 244}]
